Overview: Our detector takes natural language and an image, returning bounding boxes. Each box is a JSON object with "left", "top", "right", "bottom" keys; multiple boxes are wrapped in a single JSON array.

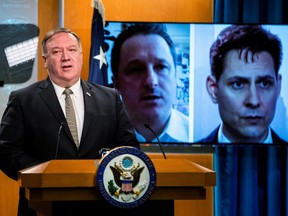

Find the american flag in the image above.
[{"left": 88, "top": 0, "right": 108, "bottom": 86}]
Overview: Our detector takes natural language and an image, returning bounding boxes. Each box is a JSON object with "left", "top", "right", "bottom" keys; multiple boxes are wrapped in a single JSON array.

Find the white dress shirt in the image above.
[
  {"left": 217, "top": 123, "right": 273, "bottom": 144},
  {"left": 135, "top": 108, "right": 189, "bottom": 143},
  {"left": 51, "top": 78, "right": 84, "bottom": 143}
]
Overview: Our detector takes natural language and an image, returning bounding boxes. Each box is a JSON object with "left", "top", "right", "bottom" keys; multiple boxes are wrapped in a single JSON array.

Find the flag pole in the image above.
[
  {"left": 91, "top": 0, "right": 105, "bottom": 27},
  {"left": 59, "top": 0, "right": 65, "bottom": 27}
]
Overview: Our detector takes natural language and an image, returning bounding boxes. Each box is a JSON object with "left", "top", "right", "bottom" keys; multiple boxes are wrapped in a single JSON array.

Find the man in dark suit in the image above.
[
  {"left": 0, "top": 27, "right": 139, "bottom": 216},
  {"left": 198, "top": 25, "right": 287, "bottom": 216},
  {"left": 200, "top": 25, "right": 285, "bottom": 144},
  {"left": 200, "top": 125, "right": 287, "bottom": 145}
]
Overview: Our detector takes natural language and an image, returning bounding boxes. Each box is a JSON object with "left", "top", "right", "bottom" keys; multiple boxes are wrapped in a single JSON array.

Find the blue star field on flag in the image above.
[{"left": 88, "top": 0, "right": 108, "bottom": 86}]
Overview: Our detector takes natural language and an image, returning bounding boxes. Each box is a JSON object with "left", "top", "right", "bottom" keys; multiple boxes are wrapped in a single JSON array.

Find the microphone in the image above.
[
  {"left": 144, "top": 122, "right": 167, "bottom": 159},
  {"left": 99, "top": 148, "right": 110, "bottom": 158},
  {"left": 55, "top": 122, "right": 65, "bottom": 159}
]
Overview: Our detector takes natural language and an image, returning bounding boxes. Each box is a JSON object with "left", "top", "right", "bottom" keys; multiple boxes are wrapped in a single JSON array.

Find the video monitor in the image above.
[
  {"left": 0, "top": 24, "right": 39, "bottom": 84},
  {"left": 103, "top": 22, "right": 288, "bottom": 144}
]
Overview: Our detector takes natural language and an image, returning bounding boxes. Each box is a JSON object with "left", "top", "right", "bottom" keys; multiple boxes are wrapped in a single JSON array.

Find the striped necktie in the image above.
[{"left": 63, "top": 88, "right": 79, "bottom": 148}]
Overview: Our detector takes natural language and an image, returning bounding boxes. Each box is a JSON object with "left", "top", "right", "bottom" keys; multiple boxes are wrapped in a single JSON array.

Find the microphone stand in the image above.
[
  {"left": 55, "top": 122, "right": 65, "bottom": 159},
  {"left": 144, "top": 122, "right": 167, "bottom": 159}
]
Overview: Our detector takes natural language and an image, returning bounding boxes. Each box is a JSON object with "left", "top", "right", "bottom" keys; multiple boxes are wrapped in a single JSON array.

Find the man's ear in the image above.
[
  {"left": 276, "top": 74, "right": 282, "bottom": 97},
  {"left": 206, "top": 75, "right": 218, "bottom": 104},
  {"left": 42, "top": 56, "right": 47, "bottom": 68}
]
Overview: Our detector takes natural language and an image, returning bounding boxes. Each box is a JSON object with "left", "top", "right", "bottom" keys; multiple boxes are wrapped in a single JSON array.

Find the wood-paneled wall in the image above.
[
  {"left": 37, "top": 0, "right": 213, "bottom": 81},
  {"left": 0, "top": 171, "right": 19, "bottom": 216},
  {"left": 0, "top": 1, "right": 213, "bottom": 215}
]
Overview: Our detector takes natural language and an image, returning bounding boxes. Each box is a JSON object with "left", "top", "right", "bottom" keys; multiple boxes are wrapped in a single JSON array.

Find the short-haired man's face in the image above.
[
  {"left": 43, "top": 32, "right": 83, "bottom": 87},
  {"left": 113, "top": 34, "right": 176, "bottom": 125},
  {"left": 207, "top": 50, "right": 281, "bottom": 142}
]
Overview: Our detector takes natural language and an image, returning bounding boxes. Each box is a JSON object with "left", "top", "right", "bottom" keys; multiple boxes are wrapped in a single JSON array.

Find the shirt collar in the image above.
[
  {"left": 218, "top": 123, "right": 273, "bottom": 144},
  {"left": 161, "top": 109, "right": 189, "bottom": 141},
  {"left": 51, "top": 78, "right": 82, "bottom": 98},
  {"left": 135, "top": 109, "right": 189, "bottom": 143}
]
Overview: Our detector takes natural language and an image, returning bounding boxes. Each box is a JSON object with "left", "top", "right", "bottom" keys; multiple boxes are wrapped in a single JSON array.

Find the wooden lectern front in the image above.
[{"left": 18, "top": 159, "right": 216, "bottom": 216}]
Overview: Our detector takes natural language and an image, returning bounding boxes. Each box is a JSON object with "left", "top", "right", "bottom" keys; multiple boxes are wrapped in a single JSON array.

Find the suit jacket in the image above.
[
  {"left": 198, "top": 125, "right": 288, "bottom": 145},
  {"left": 0, "top": 78, "right": 139, "bottom": 181}
]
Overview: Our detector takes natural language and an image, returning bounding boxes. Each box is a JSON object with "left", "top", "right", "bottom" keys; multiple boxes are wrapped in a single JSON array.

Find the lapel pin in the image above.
[{"left": 86, "top": 92, "right": 91, "bottom": 97}]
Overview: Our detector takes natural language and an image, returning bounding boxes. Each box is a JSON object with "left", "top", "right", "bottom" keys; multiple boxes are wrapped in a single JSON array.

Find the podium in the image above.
[{"left": 18, "top": 159, "right": 216, "bottom": 216}]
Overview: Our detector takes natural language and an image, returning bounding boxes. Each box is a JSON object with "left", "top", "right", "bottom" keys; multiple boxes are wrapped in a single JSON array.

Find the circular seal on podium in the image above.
[{"left": 96, "top": 146, "right": 156, "bottom": 209}]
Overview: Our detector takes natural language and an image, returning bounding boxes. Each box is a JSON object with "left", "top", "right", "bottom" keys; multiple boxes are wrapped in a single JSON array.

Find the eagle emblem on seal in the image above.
[{"left": 108, "top": 155, "right": 147, "bottom": 201}]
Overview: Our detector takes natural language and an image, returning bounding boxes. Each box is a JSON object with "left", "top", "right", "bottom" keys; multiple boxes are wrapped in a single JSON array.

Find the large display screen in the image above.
[{"left": 104, "top": 22, "right": 288, "bottom": 143}]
